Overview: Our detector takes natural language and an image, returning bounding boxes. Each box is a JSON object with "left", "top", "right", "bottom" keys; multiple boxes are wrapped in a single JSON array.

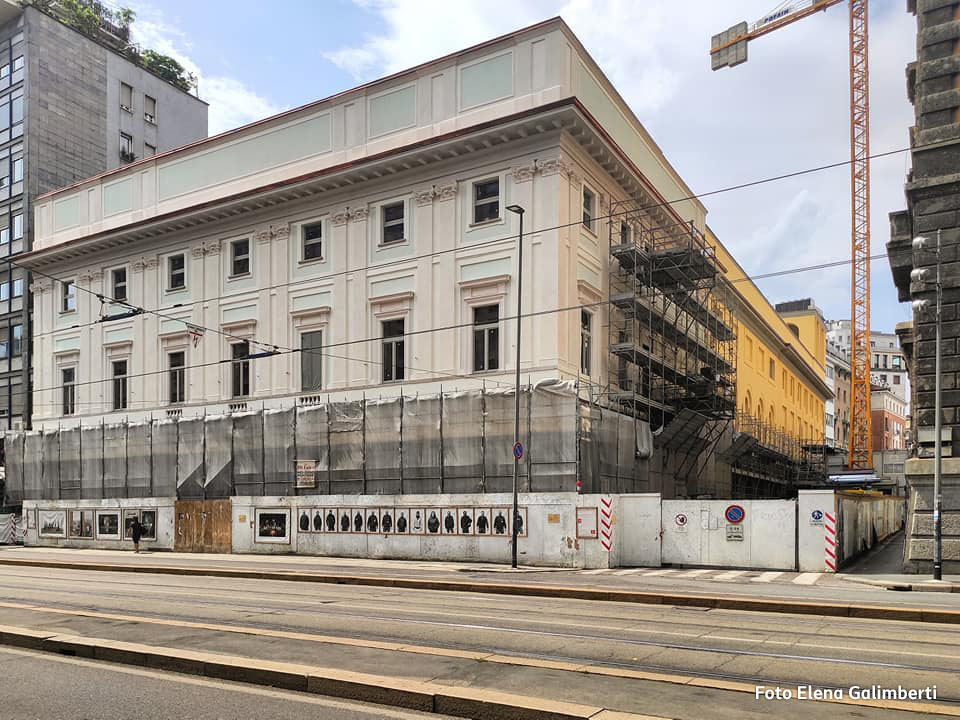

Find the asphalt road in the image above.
[
  {"left": 0, "top": 563, "right": 955, "bottom": 719},
  {"left": 0, "top": 645, "right": 453, "bottom": 720}
]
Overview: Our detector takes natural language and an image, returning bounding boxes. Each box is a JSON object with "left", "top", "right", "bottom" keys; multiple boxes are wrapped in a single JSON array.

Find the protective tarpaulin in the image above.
[
  {"left": 4, "top": 432, "right": 24, "bottom": 505},
  {"left": 176, "top": 417, "right": 204, "bottom": 499},
  {"left": 81, "top": 425, "right": 104, "bottom": 500},
  {"left": 636, "top": 421, "right": 654, "bottom": 459},
  {"left": 597, "top": 408, "right": 618, "bottom": 494},
  {"left": 442, "top": 390, "right": 483, "bottom": 493},
  {"left": 103, "top": 424, "right": 127, "bottom": 499},
  {"left": 365, "top": 398, "right": 401, "bottom": 495},
  {"left": 400, "top": 394, "right": 440, "bottom": 494},
  {"left": 42, "top": 430, "right": 59, "bottom": 500},
  {"left": 263, "top": 408, "right": 295, "bottom": 496},
  {"left": 59, "top": 427, "right": 82, "bottom": 500},
  {"left": 529, "top": 380, "right": 577, "bottom": 492},
  {"left": 617, "top": 413, "right": 638, "bottom": 493},
  {"left": 23, "top": 432, "right": 42, "bottom": 502},
  {"left": 0, "top": 513, "right": 16, "bottom": 544},
  {"left": 203, "top": 415, "right": 233, "bottom": 498},
  {"left": 295, "top": 405, "right": 329, "bottom": 494},
  {"left": 232, "top": 412, "right": 263, "bottom": 496},
  {"left": 578, "top": 404, "right": 600, "bottom": 494},
  {"left": 126, "top": 422, "right": 152, "bottom": 498},
  {"left": 151, "top": 421, "right": 177, "bottom": 498},
  {"left": 329, "top": 402, "right": 363, "bottom": 494},
  {"left": 483, "top": 387, "right": 530, "bottom": 493}
]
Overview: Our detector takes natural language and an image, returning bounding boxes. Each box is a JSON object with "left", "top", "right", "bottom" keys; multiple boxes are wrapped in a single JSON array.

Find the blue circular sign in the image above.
[
  {"left": 811, "top": 510, "right": 824, "bottom": 521},
  {"left": 725, "top": 504, "right": 745, "bottom": 524},
  {"left": 513, "top": 442, "right": 524, "bottom": 460}
]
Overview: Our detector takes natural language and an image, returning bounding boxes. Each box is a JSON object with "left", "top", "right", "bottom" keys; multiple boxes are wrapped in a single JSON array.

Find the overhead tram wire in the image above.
[{"left": 21, "top": 251, "right": 893, "bottom": 402}]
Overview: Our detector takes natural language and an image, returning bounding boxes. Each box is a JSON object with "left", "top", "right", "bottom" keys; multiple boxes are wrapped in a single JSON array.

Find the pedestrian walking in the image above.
[{"left": 130, "top": 516, "right": 143, "bottom": 553}]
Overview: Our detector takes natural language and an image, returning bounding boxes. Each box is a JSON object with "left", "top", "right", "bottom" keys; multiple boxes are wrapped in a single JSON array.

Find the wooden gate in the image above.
[{"left": 174, "top": 499, "right": 232, "bottom": 553}]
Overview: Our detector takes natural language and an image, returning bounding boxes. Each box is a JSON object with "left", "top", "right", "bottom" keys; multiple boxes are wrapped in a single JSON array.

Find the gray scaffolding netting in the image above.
[
  {"left": 81, "top": 425, "right": 104, "bottom": 500},
  {"left": 529, "top": 380, "right": 577, "bottom": 492},
  {"left": 204, "top": 414, "right": 232, "bottom": 498},
  {"left": 442, "top": 390, "right": 483, "bottom": 493},
  {"left": 127, "top": 422, "right": 152, "bottom": 499},
  {"left": 59, "top": 427, "right": 82, "bottom": 500},
  {"left": 295, "top": 405, "right": 329, "bottom": 494},
  {"left": 233, "top": 412, "right": 263, "bottom": 496},
  {"left": 103, "top": 424, "right": 127, "bottom": 499},
  {"left": 263, "top": 408, "right": 295, "bottom": 496},
  {"left": 365, "top": 398, "right": 401, "bottom": 495},
  {"left": 176, "top": 417, "right": 204, "bottom": 499},
  {"left": 42, "top": 430, "right": 59, "bottom": 500},
  {"left": 400, "top": 394, "right": 440, "bottom": 494},
  {"left": 23, "top": 432, "right": 42, "bottom": 502},
  {"left": 483, "top": 387, "right": 530, "bottom": 493},
  {"left": 578, "top": 404, "right": 600, "bottom": 494},
  {"left": 3, "top": 432, "right": 24, "bottom": 504},
  {"left": 329, "top": 402, "right": 363, "bottom": 494},
  {"left": 151, "top": 420, "right": 177, "bottom": 498}
]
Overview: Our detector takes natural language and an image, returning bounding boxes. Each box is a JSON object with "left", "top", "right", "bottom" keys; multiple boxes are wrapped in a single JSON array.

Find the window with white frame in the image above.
[
  {"left": 168, "top": 351, "right": 185, "bottom": 405},
  {"left": 230, "top": 238, "right": 250, "bottom": 276},
  {"left": 472, "top": 178, "right": 499, "bottom": 223},
  {"left": 167, "top": 254, "right": 186, "bottom": 290},
  {"left": 120, "top": 82, "right": 133, "bottom": 111},
  {"left": 12, "top": 277, "right": 20, "bottom": 297},
  {"left": 111, "top": 267, "right": 127, "bottom": 301},
  {"left": 231, "top": 341, "right": 250, "bottom": 398},
  {"left": 11, "top": 323, "right": 21, "bottom": 356},
  {"left": 472, "top": 305, "right": 499, "bottom": 372},
  {"left": 381, "top": 319, "right": 405, "bottom": 382},
  {"left": 62, "top": 367, "right": 76, "bottom": 416},
  {"left": 580, "top": 310, "right": 592, "bottom": 375},
  {"left": 112, "top": 359, "right": 128, "bottom": 411},
  {"left": 381, "top": 201, "right": 405, "bottom": 245},
  {"left": 61, "top": 280, "right": 76, "bottom": 313},
  {"left": 582, "top": 187, "right": 595, "bottom": 231},
  {"left": 300, "top": 331, "right": 323, "bottom": 391},
  {"left": 144, "top": 94, "right": 156, "bottom": 123},
  {"left": 302, "top": 222, "right": 323, "bottom": 261}
]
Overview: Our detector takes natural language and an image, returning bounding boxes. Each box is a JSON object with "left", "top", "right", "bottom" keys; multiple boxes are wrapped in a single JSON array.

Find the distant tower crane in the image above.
[{"left": 710, "top": 0, "right": 872, "bottom": 470}]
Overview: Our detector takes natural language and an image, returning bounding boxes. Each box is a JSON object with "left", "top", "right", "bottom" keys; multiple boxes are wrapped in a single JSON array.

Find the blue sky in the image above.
[{"left": 127, "top": 0, "right": 916, "bottom": 332}]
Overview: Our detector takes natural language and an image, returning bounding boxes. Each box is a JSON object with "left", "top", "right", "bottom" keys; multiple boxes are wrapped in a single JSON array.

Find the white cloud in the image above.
[
  {"left": 324, "top": 0, "right": 915, "bottom": 327},
  {"left": 127, "top": 2, "right": 284, "bottom": 135}
]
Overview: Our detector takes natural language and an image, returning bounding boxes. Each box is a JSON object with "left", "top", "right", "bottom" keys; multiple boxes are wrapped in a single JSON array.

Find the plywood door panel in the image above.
[{"left": 175, "top": 499, "right": 231, "bottom": 553}]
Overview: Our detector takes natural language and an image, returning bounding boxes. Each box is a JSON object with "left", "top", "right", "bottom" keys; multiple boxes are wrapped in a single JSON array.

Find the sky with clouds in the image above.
[{"left": 125, "top": 0, "right": 915, "bottom": 330}]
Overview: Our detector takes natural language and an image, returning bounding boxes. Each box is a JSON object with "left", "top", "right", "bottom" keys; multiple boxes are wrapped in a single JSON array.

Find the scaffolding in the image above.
[{"left": 604, "top": 199, "right": 737, "bottom": 493}]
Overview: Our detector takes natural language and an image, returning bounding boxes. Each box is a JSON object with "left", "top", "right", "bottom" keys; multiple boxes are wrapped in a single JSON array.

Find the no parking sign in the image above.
[{"left": 724, "top": 504, "right": 745, "bottom": 524}]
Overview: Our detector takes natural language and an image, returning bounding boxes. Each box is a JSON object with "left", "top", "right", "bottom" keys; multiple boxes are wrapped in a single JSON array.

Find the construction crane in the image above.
[{"left": 711, "top": 0, "right": 872, "bottom": 471}]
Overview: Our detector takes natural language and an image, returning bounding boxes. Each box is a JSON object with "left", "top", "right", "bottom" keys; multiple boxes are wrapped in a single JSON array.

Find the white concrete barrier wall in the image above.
[
  {"left": 21, "top": 498, "right": 175, "bottom": 551},
  {"left": 797, "top": 490, "right": 837, "bottom": 572}
]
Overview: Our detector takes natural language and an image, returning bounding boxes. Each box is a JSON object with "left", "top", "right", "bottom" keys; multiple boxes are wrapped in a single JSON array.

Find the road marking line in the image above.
[
  {"left": 712, "top": 571, "right": 746, "bottom": 581},
  {"left": 581, "top": 569, "right": 613, "bottom": 575},
  {"left": 613, "top": 569, "right": 649, "bottom": 576},
  {"left": 751, "top": 572, "right": 783, "bottom": 583},
  {"left": 642, "top": 569, "right": 679, "bottom": 576},
  {"left": 793, "top": 573, "right": 822, "bottom": 585},
  {"left": 676, "top": 569, "right": 714, "bottom": 578}
]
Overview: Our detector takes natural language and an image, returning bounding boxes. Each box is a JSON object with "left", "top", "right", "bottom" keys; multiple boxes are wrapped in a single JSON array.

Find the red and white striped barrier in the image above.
[
  {"left": 600, "top": 496, "right": 612, "bottom": 552},
  {"left": 824, "top": 511, "right": 837, "bottom": 571}
]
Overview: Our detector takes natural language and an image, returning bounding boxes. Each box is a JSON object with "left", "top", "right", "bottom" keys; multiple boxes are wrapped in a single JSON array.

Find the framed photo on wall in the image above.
[
  {"left": 474, "top": 508, "right": 491, "bottom": 536},
  {"left": 69, "top": 510, "right": 94, "bottom": 538},
  {"left": 425, "top": 508, "right": 442, "bottom": 535},
  {"left": 96, "top": 511, "right": 121, "bottom": 540},
  {"left": 38, "top": 510, "right": 66, "bottom": 538},
  {"left": 255, "top": 509, "right": 290, "bottom": 544},
  {"left": 394, "top": 508, "right": 410, "bottom": 534},
  {"left": 297, "top": 508, "right": 312, "bottom": 534},
  {"left": 140, "top": 510, "right": 157, "bottom": 540},
  {"left": 456, "top": 508, "right": 474, "bottom": 535},
  {"left": 123, "top": 509, "right": 140, "bottom": 540},
  {"left": 490, "top": 508, "right": 510, "bottom": 536},
  {"left": 311, "top": 508, "right": 324, "bottom": 533},
  {"left": 324, "top": 508, "right": 338, "bottom": 533}
]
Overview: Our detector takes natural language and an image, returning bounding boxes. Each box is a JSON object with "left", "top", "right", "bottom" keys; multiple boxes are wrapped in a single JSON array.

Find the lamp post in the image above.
[
  {"left": 506, "top": 204, "right": 524, "bottom": 569},
  {"left": 911, "top": 229, "right": 942, "bottom": 581}
]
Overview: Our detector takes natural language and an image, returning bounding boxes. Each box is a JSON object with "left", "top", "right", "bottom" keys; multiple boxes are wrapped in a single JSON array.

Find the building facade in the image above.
[
  {"left": 826, "top": 320, "right": 908, "bottom": 406},
  {"left": 871, "top": 385, "right": 907, "bottom": 452},
  {"left": 826, "top": 339, "right": 852, "bottom": 454},
  {"left": 0, "top": 0, "right": 206, "bottom": 433}
]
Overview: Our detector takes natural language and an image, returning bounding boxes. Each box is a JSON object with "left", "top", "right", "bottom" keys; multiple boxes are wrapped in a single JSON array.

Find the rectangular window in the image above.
[
  {"left": 168, "top": 351, "right": 185, "bottom": 405},
  {"left": 11, "top": 56, "right": 22, "bottom": 72},
  {"left": 144, "top": 94, "right": 156, "bottom": 123},
  {"left": 167, "top": 254, "right": 185, "bottom": 290},
  {"left": 582, "top": 187, "right": 595, "bottom": 231},
  {"left": 144, "top": 142, "right": 156, "bottom": 157},
  {"left": 381, "top": 319, "right": 405, "bottom": 382},
  {"left": 61, "top": 280, "right": 76, "bottom": 312},
  {"left": 472, "top": 178, "right": 499, "bottom": 223},
  {"left": 11, "top": 323, "right": 21, "bottom": 356},
  {"left": 381, "top": 201, "right": 405, "bottom": 245},
  {"left": 12, "top": 156, "right": 21, "bottom": 183},
  {"left": 472, "top": 305, "right": 499, "bottom": 373},
  {"left": 892, "top": 356, "right": 902, "bottom": 369},
  {"left": 893, "top": 375, "right": 901, "bottom": 385},
  {"left": 112, "top": 360, "right": 128, "bottom": 410},
  {"left": 769, "top": 358, "right": 775, "bottom": 379},
  {"left": 11, "top": 93, "right": 22, "bottom": 125},
  {"left": 300, "top": 331, "right": 323, "bottom": 391},
  {"left": 302, "top": 222, "right": 323, "bottom": 261},
  {"left": 619, "top": 222, "right": 630, "bottom": 245},
  {"left": 120, "top": 82, "right": 133, "bottom": 111},
  {"left": 0, "top": 281, "right": 8, "bottom": 301},
  {"left": 62, "top": 367, "right": 76, "bottom": 416},
  {"left": 12, "top": 212, "right": 22, "bottom": 240},
  {"left": 0, "top": 336, "right": 7, "bottom": 359},
  {"left": 111, "top": 267, "right": 127, "bottom": 301},
  {"left": 231, "top": 341, "right": 250, "bottom": 398},
  {"left": 120, "top": 132, "right": 133, "bottom": 161},
  {"left": 230, "top": 238, "right": 250, "bottom": 276},
  {"left": 11, "top": 277, "right": 20, "bottom": 297},
  {"left": 581, "top": 310, "right": 593, "bottom": 375}
]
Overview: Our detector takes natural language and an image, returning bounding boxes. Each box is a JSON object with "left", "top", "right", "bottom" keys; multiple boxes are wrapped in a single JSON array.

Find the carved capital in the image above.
[
  {"left": 77, "top": 270, "right": 102, "bottom": 286},
  {"left": 349, "top": 207, "right": 369, "bottom": 223},
  {"left": 205, "top": 239, "right": 223, "bottom": 255},
  {"left": 145, "top": 258, "right": 159, "bottom": 270},
  {"left": 511, "top": 161, "right": 537, "bottom": 184},
  {"left": 131, "top": 260, "right": 146, "bottom": 274},
  {"left": 414, "top": 189, "right": 435, "bottom": 207},
  {"left": 537, "top": 156, "right": 578, "bottom": 183},
  {"left": 191, "top": 245, "right": 206, "bottom": 258},
  {"left": 434, "top": 183, "right": 457, "bottom": 202},
  {"left": 29, "top": 279, "right": 52, "bottom": 295},
  {"left": 331, "top": 210, "right": 349, "bottom": 227},
  {"left": 272, "top": 225, "right": 290, "bottom": 241}
]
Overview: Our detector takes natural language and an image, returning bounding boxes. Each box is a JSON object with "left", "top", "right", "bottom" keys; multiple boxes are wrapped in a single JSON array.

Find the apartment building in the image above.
[{"left": 826, "top": 320, "right": 908, "bottom": 406}]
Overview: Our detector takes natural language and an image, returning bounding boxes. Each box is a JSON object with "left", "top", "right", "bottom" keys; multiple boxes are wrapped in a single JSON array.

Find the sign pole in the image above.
[{"left": 507, "top": 205, "right": 525, "bottom": 569}]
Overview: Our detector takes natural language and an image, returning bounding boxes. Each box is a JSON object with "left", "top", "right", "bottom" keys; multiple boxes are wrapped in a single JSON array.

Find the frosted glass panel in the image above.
[
  {"left": 368, "top": 85, "right": 416, "bottom": 138},
  {"left": 53, "top": 195, "right": 80, "bottom": 232},
  {"left": 103, "top": 178, "right": 133, "bottom": 217},
  {"left": 460, "top": 53, "right": 513, "bottom": 110}
]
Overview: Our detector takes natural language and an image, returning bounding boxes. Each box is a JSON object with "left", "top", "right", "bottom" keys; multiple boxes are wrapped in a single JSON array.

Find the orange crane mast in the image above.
[{"left": 710, "top": 0, "right": 873, "bottom": 470}]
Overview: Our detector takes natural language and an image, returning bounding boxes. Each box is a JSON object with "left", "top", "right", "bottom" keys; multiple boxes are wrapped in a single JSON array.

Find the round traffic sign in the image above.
[
  {"left": 724, "top": 504, "right": 745, "bottom": 524},
  {"left": 675, "top": 513, "right": 688, "bottom": 527},
  {"left": 513, "top": 442, "right": 524, "bottom": 460},
  {"left": 811, "top": 509, "right": 824, "bottom": 522}
]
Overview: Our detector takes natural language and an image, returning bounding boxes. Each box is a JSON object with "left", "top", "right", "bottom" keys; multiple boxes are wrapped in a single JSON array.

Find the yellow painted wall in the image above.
[{"left": 708, "top": 228, "right": 829, "bottom": 443}]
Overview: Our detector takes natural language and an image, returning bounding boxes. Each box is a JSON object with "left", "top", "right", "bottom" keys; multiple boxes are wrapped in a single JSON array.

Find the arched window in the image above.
[
  {"left": 757, "top": 398, "right": 764, "bottom": 421},
  {"left": 743, "top": 390, "right": 752, "bottom": 416}
]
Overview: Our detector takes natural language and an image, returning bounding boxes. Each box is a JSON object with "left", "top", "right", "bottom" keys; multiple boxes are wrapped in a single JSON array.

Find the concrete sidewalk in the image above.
[{"left": 838, "top": 533, "right": 960, "bottom": 592}]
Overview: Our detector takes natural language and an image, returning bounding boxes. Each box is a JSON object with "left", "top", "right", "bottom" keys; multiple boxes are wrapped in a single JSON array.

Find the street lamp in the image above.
[
  {"left": 506, "top": 204, "right": 524, "bottom": 569},
  {"left": 911, "top": 230, "right": 942, "bottom": 581}
]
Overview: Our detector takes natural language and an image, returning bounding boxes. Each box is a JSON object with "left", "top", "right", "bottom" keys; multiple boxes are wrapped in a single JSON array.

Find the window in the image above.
[
  {"left": 230, "top": 238, "right": 250, "bottom": 276},
  {"left": 300, "top": 331, "right": 323, "bottom": 391},
  {"left": 582, "top": 187, "right": 595, "bottom": 231},
  {"left": 144, "top": 94, "right": 156, "bottom": 123},
  {"left": 381, "top": 201, "right": 405, "bottom": 245},
  {"left": 112, "top": 360, "right": 128, "bottom": 411},
  {"left": 892, "top": 356, "right": 902, "bottom": 369},
  {"left": 619, "top": 222, "right": 631, "bottom": 245},
  {"left": 120, "top": 132, "right": 133, "bottom": 161},
  {"left": 472, "top": 305, "right": 499, "bottom": 373},
  {"left": 168, "top": 351, "right": 185, "bottom": 405},
  {"left": 581, "top": 310, "right": 592, "bottom": 375},
  {"left": 61, "top": 280, "right": 76, "bottom": 312},
  {"left": 111, "top": 267, "right": 127, "bottom": 301},
  {"left": 893, "top": 375, "right": 901, "bottom": 385},
  {"left": 12, "top": 212, "right": 21, "bottom": 240},
  {"left": 12, "top": 277, "right": 20, "bottom": 297},
  {"left": 120, "top": 82, "right": 133, "bottom": 111},
  {"left": 11, "top": 56, "right": 22, "bottom": 72},
  {"left": 302, "top": 222, "right": 323, "bottom": 261},
  {"left": 11, "top": 323, "right": 21, "bottom": 356},
  {"left": 472, "top": 178, "right": 499, "bottom": 223},
  {"left": 0, "top": 281, "right": 8, "bottom": 301},
  {"left": 231, "top": 342, "right": 250, "bottom": 398},
  {"left": 12, "top": 157, "right": 21, "bottom": 183},
  {"left": 144, "top": 143, "right": 156, "bottom": 157},
  {"left": 167, "top": 254, "right": 185, "bottom": 290},
  {"left": 62, "top": 367, "right": 76, "bottom": 416},
  {"left": 381, "top": 319, "right": 405, "bottom": 382},
  {"left": 769, "top": 358, "right": 775, "bottom": 379},
  {"left": 0, "top": 334, "right": 7, "bottom": 359}
]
